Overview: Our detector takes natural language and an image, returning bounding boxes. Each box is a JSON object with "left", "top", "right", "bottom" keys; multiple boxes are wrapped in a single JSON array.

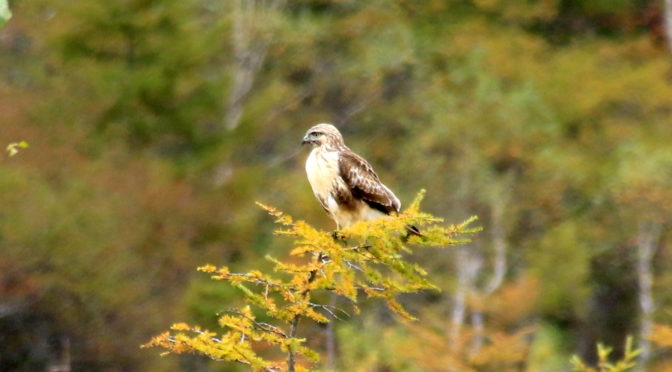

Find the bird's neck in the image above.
[{"left": 316, "top": 143, "right": 347, "bottom": 153}]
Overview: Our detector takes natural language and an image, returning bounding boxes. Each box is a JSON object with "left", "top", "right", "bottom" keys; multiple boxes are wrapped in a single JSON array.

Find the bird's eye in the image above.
[{"left": 311, "top": 131, "right": 322, "bottom": 136}]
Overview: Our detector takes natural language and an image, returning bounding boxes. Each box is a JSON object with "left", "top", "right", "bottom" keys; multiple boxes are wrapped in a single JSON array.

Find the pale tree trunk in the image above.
[
  {"left": 482, "top": 197, "right": 507, "bottom": 296},
  {"left": 636, "top": 220, "right": 663, "bottom": 370},
  {"left": 225, "top": 0, "right": 285, "bottom": 131},
  {"left": 469, "top": 311, "right": 485, "bottom": 356},
  {"left": 449, "top": 248, "right": 482, "bottom": 348},
  {"left": 665, "top": 0, "right": 672, "bottom": 51},
  {"left": 48, "top": 337, "right": 71, "bottom": 372},
  {"left": 449, "top": 173, "right": 511, "bottom": 358},
  {"left": 212, "top": 0, "right": 285, "bottom": 187},
  {"left": 448, "top": 173, "right": 474, "bottom": 349},
  {"left": 469, "top": 193, "right": 509, "bottom": 356},
  {"left": 0, "top": 300, "right": 26, "bottom": 318}
]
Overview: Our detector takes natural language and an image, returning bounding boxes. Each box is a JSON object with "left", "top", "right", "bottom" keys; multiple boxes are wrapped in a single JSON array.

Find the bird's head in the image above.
[{"left": 301, "top": 123, "right": 345, "bottom": 150}]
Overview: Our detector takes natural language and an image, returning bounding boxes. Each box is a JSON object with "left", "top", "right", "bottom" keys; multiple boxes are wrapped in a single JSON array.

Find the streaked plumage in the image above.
[{"left": 302, "top": 123, "right": 401, "bottom": 230}]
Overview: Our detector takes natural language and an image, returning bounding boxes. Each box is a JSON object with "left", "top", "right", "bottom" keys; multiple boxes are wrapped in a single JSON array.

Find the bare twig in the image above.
[
  {"left": 345, "top": 261, "right": 364, "bottom": 272},
  {"left": 308, "top": 302, "right": 351, "bottom": 321},
  {"left": 223, "top": 308, "right": 289, "bottom": 338}
]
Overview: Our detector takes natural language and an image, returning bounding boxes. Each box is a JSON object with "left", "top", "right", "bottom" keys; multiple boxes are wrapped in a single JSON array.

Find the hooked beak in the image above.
[{"left": 301, "top": 135, "right": 311, "bottom": 145}]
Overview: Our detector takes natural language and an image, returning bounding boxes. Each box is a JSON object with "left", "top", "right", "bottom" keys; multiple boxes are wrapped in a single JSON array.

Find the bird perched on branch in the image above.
[{"left": 302, "top": 123, "right": 419, "bottom": 236}]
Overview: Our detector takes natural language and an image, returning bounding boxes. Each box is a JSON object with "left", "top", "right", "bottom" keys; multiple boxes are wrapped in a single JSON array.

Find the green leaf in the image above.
[{"left": 0, "top": 0, "right": 11, "bottom": 27}]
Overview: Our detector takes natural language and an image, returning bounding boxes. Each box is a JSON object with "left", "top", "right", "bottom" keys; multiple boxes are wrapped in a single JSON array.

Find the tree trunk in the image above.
[
  {"left": 288, "top": 316, "right": 300, "bottom": 372},
  {"left": 48, "top": 337, "right": 71, "bottom": 372},
  {"left": 483, "top": 197, "right": 507, "bottom": 296},
  {"left": 449, "top": 248, "right": 481, "bottom": 348},
  {"left": 636, "top": 220, "right": 662, "bottom": 370},
  {"left": 468, "top": 190, "right": 510, "bottom": 356},
  {"left": 0, "top": 300, "right": 26, "bottom": 319},
  {"left": 470, "top": 201, "right": 508, "bottom": 355},
  {"left": 665, "top": 0, "right": 672, "bottom": 51},
  {"left": 225, "top": 0, "right": 285, "bottom": 131}
]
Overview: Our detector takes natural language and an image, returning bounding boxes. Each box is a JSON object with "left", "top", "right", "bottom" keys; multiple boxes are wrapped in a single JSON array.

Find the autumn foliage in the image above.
[
  {"left": 143, "top": 192, "right": 478, "bottom": 371},
  {"left": 4, "top": 0, "right": 672, "bottom": 370}
]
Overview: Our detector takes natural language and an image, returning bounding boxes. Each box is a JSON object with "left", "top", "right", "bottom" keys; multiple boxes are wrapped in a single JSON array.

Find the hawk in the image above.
[{"left": 301, "top": 123, "right": 408, "bottom": 231}]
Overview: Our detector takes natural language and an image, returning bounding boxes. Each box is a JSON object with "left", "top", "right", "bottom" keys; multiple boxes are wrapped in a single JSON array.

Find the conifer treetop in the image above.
[{"left": 144, "top": 191, "right": 479, "bottom": 371}]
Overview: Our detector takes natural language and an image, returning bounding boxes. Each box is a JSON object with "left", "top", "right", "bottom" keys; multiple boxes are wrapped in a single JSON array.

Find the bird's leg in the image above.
[{"left": 331, "top": 224, "right": 345, "bottom": 243}]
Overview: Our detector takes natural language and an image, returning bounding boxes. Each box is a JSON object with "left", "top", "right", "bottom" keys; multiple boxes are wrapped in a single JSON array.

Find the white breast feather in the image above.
[{"left": 305, "top": 148, "right": 339, "bottom": 206}]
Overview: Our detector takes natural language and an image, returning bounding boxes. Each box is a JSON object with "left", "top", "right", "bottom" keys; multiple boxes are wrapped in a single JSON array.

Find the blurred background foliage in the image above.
[{"left": 1, "top": 0, "right": 672, "bottom": 371}]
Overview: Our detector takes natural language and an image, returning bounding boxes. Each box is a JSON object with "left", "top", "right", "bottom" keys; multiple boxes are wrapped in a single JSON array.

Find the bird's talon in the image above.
[{"left": 332, "top": 231, "right": 346, "bottom": 241}]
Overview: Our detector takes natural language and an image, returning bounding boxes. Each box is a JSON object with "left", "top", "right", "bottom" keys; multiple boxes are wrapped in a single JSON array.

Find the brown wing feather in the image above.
[{"left": 338, "top": 151, "right": 401, "bottom": 215}]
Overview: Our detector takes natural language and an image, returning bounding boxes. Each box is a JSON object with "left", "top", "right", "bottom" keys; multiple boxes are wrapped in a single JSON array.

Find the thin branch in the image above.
[
  {"left": 263, "top": 86, "right": 314, "bottom": 126},
  {"left": 357, "top": 285, "right": 385, "bottom": 291},
  {"left": 226, "top": 273, "right": 284, "bottom": 287},
  {"left": 223, "top": 308, "right": 289, "bottom": 338},
  {"left": 345, "top": 261, "right": 364, "bottom": 272},
  {"left": 342, "top": 244, "right": 372, "bottom": 251},
  {"left": 308, "top": 302, "right": 351, "bottom": 321},
  {"left": 335, "top": 87, "right": 382, "bottom": 126}
]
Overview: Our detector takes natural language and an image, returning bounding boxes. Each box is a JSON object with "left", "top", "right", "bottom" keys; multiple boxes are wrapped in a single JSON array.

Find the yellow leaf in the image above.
[
  {"left": 197, "top": 264, "right": 217, "bottom": 273},
  {"left": 171, "top": 323, "right": 191, "bottom": 331}
]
